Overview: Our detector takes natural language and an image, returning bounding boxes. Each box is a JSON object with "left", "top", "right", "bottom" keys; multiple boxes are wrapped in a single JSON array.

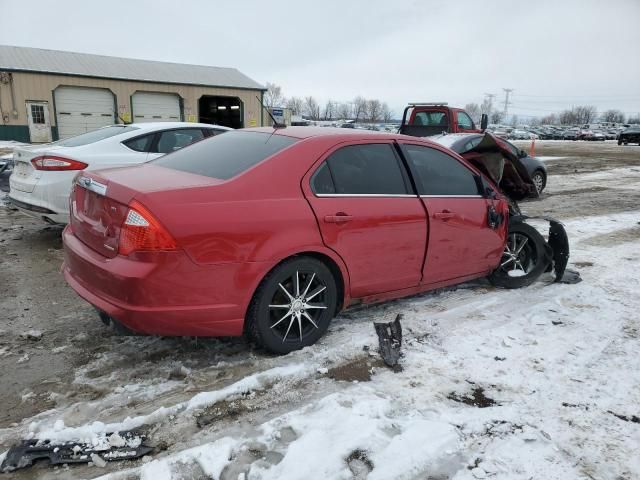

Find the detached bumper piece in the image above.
[
  {"left": 374, "top": 314, "right": 403, "bottom": 371},
  {"left": 0, "top": 430, "right": 153, "bottom": 473}
]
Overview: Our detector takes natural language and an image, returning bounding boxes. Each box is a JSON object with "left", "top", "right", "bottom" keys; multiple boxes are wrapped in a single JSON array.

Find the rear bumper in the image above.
[
  {"left": 62, "top": 226, "right": 266, "bottom": 337},
  {"left": 9, "top": 173, "right": 73, "bottom": 224}
]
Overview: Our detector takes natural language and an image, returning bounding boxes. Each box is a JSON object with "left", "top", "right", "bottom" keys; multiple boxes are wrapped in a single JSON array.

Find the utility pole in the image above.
[
  {"left": 502, "top": 88, "right": 513, "bottom": 119},
  {"left": 484, "top": 93, "right": 496, "bottom": 117}
]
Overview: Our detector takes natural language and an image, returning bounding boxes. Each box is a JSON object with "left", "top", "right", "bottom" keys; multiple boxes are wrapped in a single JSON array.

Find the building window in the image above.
[{"left": 31, "top": 105, "right": 45, "bottom": 124}]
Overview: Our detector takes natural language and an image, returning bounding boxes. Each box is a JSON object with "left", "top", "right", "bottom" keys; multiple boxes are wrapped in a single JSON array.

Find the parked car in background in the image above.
[
  {"left": 9, "top": 122, "right": 230, "bottom": 224},
  {"left": 618, "top": 125, "right": 640, "bottom": 145},
  {"left": 62, "top": 127, "right": 570, "bottom": 354},
  {"left": 432, "top": 133, "right": 548, "bottom": 194},
  {"left": 563, "top": 129, "right": 579, "bottom": 140},
  {"left": 509, "top": 129, "right": 534, "bottom": 140}
]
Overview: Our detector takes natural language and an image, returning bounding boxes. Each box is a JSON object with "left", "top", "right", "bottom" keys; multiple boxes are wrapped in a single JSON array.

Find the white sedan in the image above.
[{"left": 9, "top": 122, "right": 230, "bottom": 224}]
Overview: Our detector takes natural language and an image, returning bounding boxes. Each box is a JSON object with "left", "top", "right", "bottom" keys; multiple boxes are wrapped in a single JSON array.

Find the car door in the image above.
[
  {"left": 399, "top": 142, "right": 506, "bottom": 284},
  {"left": 303, "top": 141, "right": 427, "bottom": 298},
  {"left": 455, "top": 111, "right": 478, "bottom": 133}
]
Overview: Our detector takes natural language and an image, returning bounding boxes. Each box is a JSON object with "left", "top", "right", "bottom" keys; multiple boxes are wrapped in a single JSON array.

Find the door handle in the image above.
[
  {"left": 434, "top": 210, "right": 456, "bottom": 220},
  {"left": 324, "top": 213, "right": 353, "bottom": 224}
]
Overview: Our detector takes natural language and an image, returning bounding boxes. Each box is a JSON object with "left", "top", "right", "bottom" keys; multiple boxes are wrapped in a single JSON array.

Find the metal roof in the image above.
[{"left": 0, "top": 45, "right": 265, "bottom": 90}]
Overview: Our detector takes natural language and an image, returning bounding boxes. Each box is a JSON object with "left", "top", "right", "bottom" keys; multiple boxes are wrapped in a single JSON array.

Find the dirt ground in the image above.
[{"left": 0, "top": 140, "right": 638, "bottom": 478}]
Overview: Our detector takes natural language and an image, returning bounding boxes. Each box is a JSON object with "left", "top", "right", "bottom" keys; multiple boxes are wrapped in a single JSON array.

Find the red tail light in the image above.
[
  {"left": 118, "top": 201, "right": 177, "bottom": 255},
  {"left": 31, "top": 155, "right": 88, "bottom": 171}
]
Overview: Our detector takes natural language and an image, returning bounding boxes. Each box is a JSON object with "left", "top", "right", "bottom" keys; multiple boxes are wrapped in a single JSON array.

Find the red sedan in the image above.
[{"left": 62, "top": 127, "right": 566, "bottom": 354}]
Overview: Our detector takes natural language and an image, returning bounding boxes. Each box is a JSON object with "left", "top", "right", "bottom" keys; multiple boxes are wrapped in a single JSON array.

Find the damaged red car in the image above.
[{"left": 62, "top": 127, "right": 571, "bottom": 354}]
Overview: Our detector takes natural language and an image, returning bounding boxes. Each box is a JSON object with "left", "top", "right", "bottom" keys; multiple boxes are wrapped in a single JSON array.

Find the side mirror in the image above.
[{"left": 480, "top": 113, "right": 488, "bottom": 131}]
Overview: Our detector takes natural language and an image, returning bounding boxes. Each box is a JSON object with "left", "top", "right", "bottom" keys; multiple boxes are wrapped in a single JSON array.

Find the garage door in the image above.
[
  {"left": 132, "top": 92, "right": 181, "bottom": 123},
  {"left": 54, "top": 87, "right": 115, "bottom": 139}
]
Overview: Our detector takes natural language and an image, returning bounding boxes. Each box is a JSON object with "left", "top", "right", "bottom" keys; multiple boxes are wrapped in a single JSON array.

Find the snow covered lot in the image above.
[{"left": 0, "top": 141, "right": 639, "bottom": 479}]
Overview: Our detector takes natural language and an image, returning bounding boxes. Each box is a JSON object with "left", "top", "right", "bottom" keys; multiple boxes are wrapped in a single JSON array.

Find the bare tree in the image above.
[
  {"left": 628, "top": 115, "right": 640, "bottom": 124},
  {"left": 559, "top": 105, "right": 598, "bottom": 125},
  {"left": 510, "top": 114, "right": 519, "bottom": 127},
  {"left": 322, "top": 100, "right": 336, "bottom": 121},
  {"left": 337, "top": 102, "right": 352, "bottom": 120},
  {"left": 601, "top": 109, "right": 625, "bottom": 123},
  {"left": 381, "top": 102, "right": 393, "bottom": 123},
  {"left": 540, "top": 113, "right": 558, "bottom": 125},
  {"left": 264, "top": 82, "right": 284, "bottom": 109},
  {"left": 366, "top": 99, "right": 382, "bottom": 123},
  {"left": 464, "top": 103, "right": 482, "bottom": 124},
  {"left": 304, "top": 96, "right": 320, "bottom": 120},
  {"left": 286, "top": 96, "right": 304, "bottom": 116},
  {"left": 353, "top": 96, "right": 367, "bottom": 122},
  {"left": 490, "top": 111, "right": 504, "bottom": 124}
]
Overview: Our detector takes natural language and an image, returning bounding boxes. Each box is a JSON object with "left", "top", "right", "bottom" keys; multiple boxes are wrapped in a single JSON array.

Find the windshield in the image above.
[
  {"left": 51, "top": 126, "right": 139, "bottom": 147},
  {"left": 153, "top": 131, "right": 298, "bottom": 180}
]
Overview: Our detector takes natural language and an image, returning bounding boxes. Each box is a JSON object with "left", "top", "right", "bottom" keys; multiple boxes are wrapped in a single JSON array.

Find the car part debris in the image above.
[
  {"left": 374, "top": 314, "right": 403, "bottom": 370},
  {"left": 0, "top": 430, "right": 153, "bottom": 473}
]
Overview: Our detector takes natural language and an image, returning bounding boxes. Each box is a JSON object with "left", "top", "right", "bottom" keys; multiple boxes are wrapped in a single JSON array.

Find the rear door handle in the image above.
[
  {"left": 324, "top": 213, "right": 353, "bottom": 224},
  {"left": 434, "top": 211, "right": 456, "bottom": 220}
]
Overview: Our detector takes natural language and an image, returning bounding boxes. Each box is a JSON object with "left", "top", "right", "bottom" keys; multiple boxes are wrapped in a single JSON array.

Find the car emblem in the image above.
[{"left": 77, "top": 176, "right": 107, "bottom": 196}]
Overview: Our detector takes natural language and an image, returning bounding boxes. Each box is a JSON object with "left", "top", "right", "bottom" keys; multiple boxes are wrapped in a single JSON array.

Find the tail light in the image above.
[
  {"left": 31, "top": 155, "right": 88, "bottom": 171},
  {"left": 118, "top": 200, "right": 177, "bottom": 255}
]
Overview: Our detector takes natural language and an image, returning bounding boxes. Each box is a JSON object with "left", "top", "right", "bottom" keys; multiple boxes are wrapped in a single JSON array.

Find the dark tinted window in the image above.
[
  {"left": 324, "top": 144, "right": 408, "bottom": 195},
  {"left": 311, "top": 162, "right": 336, "bottom": 194},
  {"left": 123, "top": 133, "right": 154, "bottom": 152},
  {"left": 53, "top": 126, "right": 138, "bottom": 147},
  {"left": 153, "top": 129, "right": 205, "bottom": 154},
  {"left": 404, "top": 145, "right": 480, "bottom": 196},
  {"left": 153, "top": 131, "right": 297, "bottom": 180}
]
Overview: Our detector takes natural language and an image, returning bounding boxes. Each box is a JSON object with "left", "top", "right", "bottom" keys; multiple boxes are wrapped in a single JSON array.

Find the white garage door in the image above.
[
  {"left": 132, "top": 92, "right": 181, "bottom": 123},
  {"left": 54, "top": 87, "right": 115, "bottom": 139}
]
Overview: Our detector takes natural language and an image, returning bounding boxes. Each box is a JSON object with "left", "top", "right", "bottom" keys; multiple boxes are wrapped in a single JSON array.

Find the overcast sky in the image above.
[{"left": 2, "top": 0, "right": 639, "bottom": 119}]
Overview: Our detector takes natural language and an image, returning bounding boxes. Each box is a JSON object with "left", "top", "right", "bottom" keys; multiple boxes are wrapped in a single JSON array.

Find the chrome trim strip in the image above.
[
  {"left": 420, "top": 195, "right": 483, "bottom": 198},
  {"left": 77, "top": 176, "right": 107, "bottom": 196},
  {"left": 315, "top": 194, "right": 417, "bottom": 198}
]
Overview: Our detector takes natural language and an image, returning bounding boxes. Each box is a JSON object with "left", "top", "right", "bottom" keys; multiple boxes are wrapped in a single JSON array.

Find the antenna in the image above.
[{"left": 256, "top": 95, "right": 286, "bottom": 129}]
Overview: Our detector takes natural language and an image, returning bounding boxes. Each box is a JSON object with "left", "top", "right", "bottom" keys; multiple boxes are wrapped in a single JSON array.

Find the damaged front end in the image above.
[{"left": 459, "top": 133, "right": 580, "bottom": 286}]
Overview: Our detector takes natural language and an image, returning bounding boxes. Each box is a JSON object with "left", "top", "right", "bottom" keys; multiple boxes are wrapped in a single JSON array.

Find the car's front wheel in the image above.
[
  {"left": 489, "top": 223, "right": 547, "bottom": 289},
  {"left": 246, "top": 257, "right": 338, "bottom": 354},
  {"left": 531, "top": 170, "right": 546, "bottom": 194}
]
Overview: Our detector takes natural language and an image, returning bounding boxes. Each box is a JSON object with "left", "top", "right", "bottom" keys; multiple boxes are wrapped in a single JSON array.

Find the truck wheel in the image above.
[
  {"left": 489, "top": 223, "right": 547, "bottom": 289},
  {"left": 246, "top": 257, "right": 338, "bottom": 354}
]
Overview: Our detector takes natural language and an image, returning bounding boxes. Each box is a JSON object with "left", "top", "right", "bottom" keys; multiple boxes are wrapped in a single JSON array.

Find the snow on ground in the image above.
[{"left": 1, "top": 165, "right": 639, "bottom": 479}]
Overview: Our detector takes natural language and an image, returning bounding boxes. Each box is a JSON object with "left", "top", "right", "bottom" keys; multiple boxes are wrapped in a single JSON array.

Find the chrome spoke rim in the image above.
[
  {"left": 499, "top": 233, "right": 533, "bottom": 275},
  {"left": 268, "top": 270, "right": 328, "bottom": 343}
]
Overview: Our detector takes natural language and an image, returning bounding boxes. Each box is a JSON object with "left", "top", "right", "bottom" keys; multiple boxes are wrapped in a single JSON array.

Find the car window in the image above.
[
  {"left": 153, "top": 131, "right": 298, "bottom": 180},
  {"left": 403, "top": 144, "right": 480, "bottom": 196},
  {"left": 311, "top": 162, "right": 336, "bottom": 194},
  {"left": 461, "top": 136, "right": 483, "bottom": 152},
  {"left": 411, "top": 111, "right": 448, "bottom": 127},
  {"left": 52, "top": 126, "right": 139, "bottom": 147},
  {"left": 203, "top": 128, "right": 229, "bottom": 138},
  {"left": 319, "top": 144, "right": 408, "bottom": 195},
  {"left": 123, "top": 133, "right": 154, "bottom": 152},
  {"left": 153, "top": 129, "right": 205, "bottom": 154},
  {"left": 457, "top": 112, "right": 474, "bottom": 129},
  {"left": 503, "top": 140, "right": 520, "bottom": 157}
]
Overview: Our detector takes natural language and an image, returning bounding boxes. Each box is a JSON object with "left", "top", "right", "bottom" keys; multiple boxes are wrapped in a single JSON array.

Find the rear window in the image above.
[
  {"left": 152, "top": 131, "right": 298, "bottom": 180},
  {"left": 52, "top": 126, "right": 139, "bottom": 147}
]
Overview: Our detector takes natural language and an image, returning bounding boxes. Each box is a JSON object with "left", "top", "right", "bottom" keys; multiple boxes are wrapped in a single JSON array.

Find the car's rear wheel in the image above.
[
  {"left": 489, "top": 223, "right": 547, "bottom": 289},
  {"left": 531, "top": 170, "right": 546, "bottom": 194},
  {"left": 246, "top": 257, "right": 338, "bottom": 354}
]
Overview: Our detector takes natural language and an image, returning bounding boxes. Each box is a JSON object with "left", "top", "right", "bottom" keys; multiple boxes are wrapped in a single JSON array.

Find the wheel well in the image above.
[{"left": 295, "top": 252, "right": 345, "bottom": 312}]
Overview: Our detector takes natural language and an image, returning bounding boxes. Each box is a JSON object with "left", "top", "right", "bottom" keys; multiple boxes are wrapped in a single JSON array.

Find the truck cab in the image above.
[{"left": 399, "top": 102, "right": 487, "bottom": 137}]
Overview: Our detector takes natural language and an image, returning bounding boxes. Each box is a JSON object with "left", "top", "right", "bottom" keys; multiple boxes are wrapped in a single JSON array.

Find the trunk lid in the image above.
[
  {"left": 10, "top": 145, "right": 68, "bottom": 193},
  {"left": 69, "top": 164, "right": 222, "bottom": 258}
]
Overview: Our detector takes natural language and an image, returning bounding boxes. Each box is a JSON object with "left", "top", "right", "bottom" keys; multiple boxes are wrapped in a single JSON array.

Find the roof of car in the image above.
[
  {"left": 126, "top": 122, "right": 232, "bottom": 130},
  {"left": 242, "top": 126, "right": 434, "bottom": 142},
  {"left": 431, "top": 133, "right": 481, "bottom": 149}
]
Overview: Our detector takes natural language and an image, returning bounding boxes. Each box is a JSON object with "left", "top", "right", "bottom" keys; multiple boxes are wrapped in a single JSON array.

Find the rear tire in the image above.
[
  {"left": 246, "top": 257, "right": 338, "bottom": 354},
  {"left": 489, "top": 223, "right": 547, "bottom": 289}
]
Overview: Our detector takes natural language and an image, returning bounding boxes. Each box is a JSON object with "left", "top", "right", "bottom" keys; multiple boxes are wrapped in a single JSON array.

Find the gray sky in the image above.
[{"left": 2, "top": 0, "right": 639, "bottom": 119}]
